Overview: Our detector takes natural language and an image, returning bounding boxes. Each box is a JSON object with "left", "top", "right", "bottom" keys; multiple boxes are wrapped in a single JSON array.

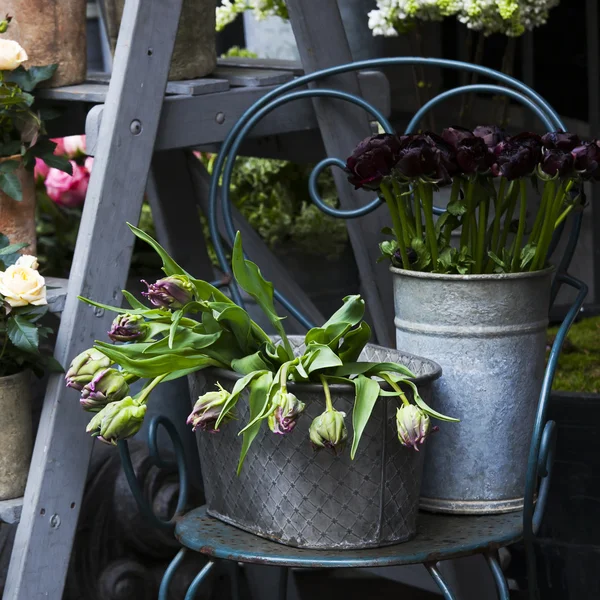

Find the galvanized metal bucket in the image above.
[
  {"left": 391, "top": 267, "right": 552, "bottom": 515},
  {"left": 189, "top": 337, "right": 442, "bottom": 550}
]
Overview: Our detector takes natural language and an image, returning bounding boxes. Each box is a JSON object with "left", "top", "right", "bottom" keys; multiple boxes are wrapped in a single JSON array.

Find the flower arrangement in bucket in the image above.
[
  {"left": 343, "top": 126, "right": 594, "bottom": 514},
  {"left": 0, "top": 16, "right": 72, "bottom": 252},
  {"left": 0, "top": 239, "right": 59, "bottom": 499},
  {"left": 65, "top": 224, "right": 454, "bottom": 548}
]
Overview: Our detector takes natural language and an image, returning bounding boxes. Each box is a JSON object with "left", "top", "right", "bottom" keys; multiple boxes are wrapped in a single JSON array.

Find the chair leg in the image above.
[
  {"left": 485, "top": 551, "right": 511, "bottom": 600},
  {"left": 184, "top": 561, "right": 217, "bottom": 600},
  {"left": 425, "top": 562, "right": 458, "bottom": 600},
  {"left": 278, "top": 567, "right": 289, "bottom": 600},
  {"left": 159, "top": 548, "right": 187, "bottom": 600},
  {"left": 228, "top": 562, "right": 242, "bottom": 600}
]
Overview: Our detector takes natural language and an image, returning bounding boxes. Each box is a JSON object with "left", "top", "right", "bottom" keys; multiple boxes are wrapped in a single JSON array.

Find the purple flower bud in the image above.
[
  {"left": 441, "top": 126, "right": 474, "bottom": 147},
  {"left": 108, "top": 313, "right": 148, "bottom": 343},
  {"left": 572, "top": 141, "right": 600, "bottom": 180},
  {"left": 268, "top": 390, "right": 306, "bottom": 435},
  {"left": 80, "top": 368, "right": 130, "bottom": 412},
  {"left": 473, "top": 125, "right": 507, "bottom": 149},
  {"left": 345, "top": 134, "right": 402, "bottom": 190},
  {"left": 65, "top": 348, "right": 111, "bottom": 391},
  {"left": 187, "top": 383, "right": 232, "bottom": 433},
  {"left": 396, "top": 404, "right": 438, "bottom": 451},
  {"left": 541, "top": 131, "right": 581, "bottom": 152},
  {"left": 142, "top": 275, "right": 194, "bottom": 310},
  {"left": 395, "top": 133, "right": 457, "bottom": 184},
  {"left": 309, "top": 409, "right": 348, "bottom": 454},
  {"left": 494, "top": 132, "right": 542, "bottom": 180},
  {"left": 541, "top": 149, "right": 574, "bottom": 178},
  {"left": 86, "top": 397, "right": 147, "bottom": 445}
]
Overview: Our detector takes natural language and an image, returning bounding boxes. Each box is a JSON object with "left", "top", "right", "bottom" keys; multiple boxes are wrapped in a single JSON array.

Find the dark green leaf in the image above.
[
  {"left": 7, "top": 315, "right": 39, "bottom": 354},
  {"left": 302, "top": 343, "right": 343, "bottom": 374},
  {"left": 231, "top": 351, "right": 271, "bottom": 375},
  {"left": 169, "top": 309, "right": 184, "bottom": 348},
  {"left": 338, "top": 321, "right": 371, "bottom": 363},
  {"left": 351, "top": 375, "right": 380, "bottom": 459},
  {"left": 7, "top": 64, "right": 58, "bottom": 91},
  {"left": 0, "top": 170, "right": 22, "bottom": 201},
  {"left": 237, "top": 372, "right": 273, "bottom": 475}
]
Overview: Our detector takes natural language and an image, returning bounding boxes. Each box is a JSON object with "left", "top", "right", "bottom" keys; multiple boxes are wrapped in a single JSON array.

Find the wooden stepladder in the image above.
[{"left": 4, "top": 0, "right": 394, "bottom": 597}]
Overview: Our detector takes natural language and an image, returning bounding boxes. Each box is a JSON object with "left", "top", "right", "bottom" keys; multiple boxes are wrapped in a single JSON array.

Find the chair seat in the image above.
[{"left": 174, "top": 506, "right": 523, "bottom": 568}]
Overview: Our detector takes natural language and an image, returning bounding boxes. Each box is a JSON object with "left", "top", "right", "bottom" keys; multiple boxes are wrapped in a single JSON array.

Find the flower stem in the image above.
[
  {"left": 475, "top": 193, "right": 488, "bottom": 273},
  {"left": 392, "top": 179, "right": 416, "bottom": 245},
  {"left": 489, "top": 177, "right": 506, "bottom": 262},
  {"left": 320, "top": 375, "right": 334, "bottom": 412},
  {"left": 381, "top": 181, "right": 411, "bottom": 270},
  {"left": 555, "top": 203, "right": 575, "bottom": 229},
  {"left": 381, "top": 373, "right": 410, "bottom": 407},
  {"left": 510, "top": 180, "right": 528, "bottom": 272},
  {"left": 444, "top": 178, "right": 462, "bottom": 247},
  {"left": 460, "top": 179, "right": 474, "bottom": 251},
  {"left": 530, "top": 179, "right": 555, "bottom": 245},
  {"left": 413, "top": 185, "right": 423, "bottom": 241},
  {"left": 137, "top": 374, "right": 167, "bottom": 405},
  {"left": 497, "top": 182, "right": 519, "bottom": 255},
  {"left": 419, "top": 181, "right": 438, "bottom": 269}
]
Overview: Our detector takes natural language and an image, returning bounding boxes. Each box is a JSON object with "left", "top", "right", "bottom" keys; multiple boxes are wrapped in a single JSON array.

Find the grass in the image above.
[{"left": 548, "top": 315, "right": 600, "bottom": 393}]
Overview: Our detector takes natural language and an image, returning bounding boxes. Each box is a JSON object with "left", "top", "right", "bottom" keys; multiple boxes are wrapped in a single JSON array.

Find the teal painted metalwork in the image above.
[
  {"left": 159, "top": 548, "right": 187, "bottom": 600},
  {"left": 117, "top": 415, "right": 189, "bottom": 532},
  {"left": 184, "top": 561, "right": 216, "bottom": 600},
  {"left": 425, "top": 563, "right": 457, "bottom": 600},
  {"left": 486, "top": 552, "right": 511, "bottom": 600}
]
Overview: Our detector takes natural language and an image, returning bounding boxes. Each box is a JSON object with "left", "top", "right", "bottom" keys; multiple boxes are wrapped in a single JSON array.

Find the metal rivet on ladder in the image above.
[
  {"left": 49, "top": 514, "right": 61, "bottom": 529},
  {"left": 93, "top": 306, "right": 105, "bottom": 318},
  {"left": 215, "top": 112, "right": 225, "bottom": 125},
  {"left": 130, "top": 119, "right": 143, "bottom": 135}
]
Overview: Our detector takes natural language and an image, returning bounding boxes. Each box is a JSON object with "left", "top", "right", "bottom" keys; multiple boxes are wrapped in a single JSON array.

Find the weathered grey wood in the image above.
[
  {"left": 46, "top": 277, "right": 69, "bottom": 315},
  {"left": 146, "top": 150, "right": 215, "bottom": 280},
  {"left": 4, "top": 0, "right": 184, "bottom": 597},
  {"left": 211, "top": 67, "right": 295, "bottom": 87},
  {"left": 165, "top": 78, "right": 230, "bottom": 96},
  {"left": 187, "top": 156, "right": 326, "bottom": 330},
  {"left": 36, "top": 83, "right": 110, "bottom": 103},
  {"left": 286, "top": 0, "right": 395, "bottom": 346},
  {"left": 217, "top": 57, "right": 304, "bottom": 74},
  {"left": 0, "top": 499, "right": 23, "bottom": 526},
  {"left": 85, "top": 70, "right": 390, "bottom": 155}
]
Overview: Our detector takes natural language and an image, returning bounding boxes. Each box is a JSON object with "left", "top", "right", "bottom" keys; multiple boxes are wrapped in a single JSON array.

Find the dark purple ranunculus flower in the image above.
[
  {"left": 455, "top": 136, "right": 493, "bottom": 174},
  {"left": 345, "top": 134, "right": 402, "bottom": 190},
  {"left": 541, "top": 131, "right": 581, "bottom": 152},
  {"left": 395, "top": 133, "right": 457, "bottom": 184},
  {"left": 541, "top": 149, "right": 574, "bottom": 178},
  {"left": 441, "top": 126, "right": 474, "bottom": 147},
  {"left": 142, "top": 275, "right": 194, "bottom": 310},
  {"left": 572, "top": 141, "right": 600, "bottom": 180},
  {"left": 473, "top": 125, "right": 507, "bottom": 149},
  {"left": 494, "top": 132, "right": 542, "bottom": 180}
]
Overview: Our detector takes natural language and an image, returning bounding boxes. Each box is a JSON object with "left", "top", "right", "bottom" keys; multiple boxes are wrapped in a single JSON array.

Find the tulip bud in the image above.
[
  {"left": 187, "top": 383, "right": 232, "bottom": 433},
  {"left": 309, "top": 409, "right": 348, "bottom": 454},
  {"left": 396, "top": 404, "right": 438, "bottom": 451},
  {"left": 0, "top": 16, "right": 12, "bottom": 34},
  {"left": 108, "top": 313, "right": 148, "bottom": 343},
  {"left": 65, "top": 348, "right": 111, "bottom": 391},
  {"left": 268, "top": 389, "right": 306, "bottom": 435},
  {"left": 142, "top": 275, "right": 194, "bottom": 310},
  {"left": 80, "top": 368, "right": 130, "bottom": 412},
  {"left": 86, "top": 397, "right": 146, "bottom": 445}
]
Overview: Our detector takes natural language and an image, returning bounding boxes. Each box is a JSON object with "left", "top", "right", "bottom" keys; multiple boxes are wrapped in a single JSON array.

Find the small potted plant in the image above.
[
  {"left": 65, "top": 224, "right": 456, "bottom": 549},
  {"left": 0, "top": 237, "right": 59, "bottom": 500},
  {"left": 0, "top": 16, "right": 72, "bottom": 254},
  {"left": 343, "top": 127, "right": 593, "bottom": 514}
]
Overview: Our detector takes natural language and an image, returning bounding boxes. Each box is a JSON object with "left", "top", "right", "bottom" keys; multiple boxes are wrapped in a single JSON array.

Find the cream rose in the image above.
[
  {"left": 0, "top": 39, "right": 28, "bottom": 71},
  {"left": 0, "top": 263, "right": 46, "bottom": 307},
  {"left": 16, "top": 255, "right": 39, "bottom": 270}
]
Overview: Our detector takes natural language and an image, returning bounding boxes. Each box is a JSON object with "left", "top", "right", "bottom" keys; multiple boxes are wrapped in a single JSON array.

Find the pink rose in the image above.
[
  {"left": 51, "top": 138, "right": 66, "bottom": 155},
  {"left": 34, "top": 158, "right": 49, "bottom": 182},
  {"left": 62, "top": 135, "right": 86, "bottom": 157},
  {"left": 45, "top": 161, "right": 89, "bottom": 207}
]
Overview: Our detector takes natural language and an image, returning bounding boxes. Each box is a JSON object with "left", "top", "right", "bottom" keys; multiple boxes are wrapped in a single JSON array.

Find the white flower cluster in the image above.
[
  {"left": 368, "top": 0, "right": 560, "bottom": 37},
  {"left": 216, "top": 0, "right": 288, "bottom": 32}
]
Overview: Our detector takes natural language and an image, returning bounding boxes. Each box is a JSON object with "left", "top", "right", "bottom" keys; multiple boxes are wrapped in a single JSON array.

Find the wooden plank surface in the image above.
[
  {"left": 4, "top": 0, "right": 184, "bottom": 597},
  {"left": 46, "top": 277, "right": 69, "bottom": 315},
  {"left": 217, "top": 56, "right": 304, "bottom": 74},
  {"left": 211, "top": 67, "right": 295, "bottom": 87},
  {"left": 286, "top": 0, "right": 395, "bottom": 346},
  {"left": 85, "top": 70, "right": 390, "bottom": 154}
]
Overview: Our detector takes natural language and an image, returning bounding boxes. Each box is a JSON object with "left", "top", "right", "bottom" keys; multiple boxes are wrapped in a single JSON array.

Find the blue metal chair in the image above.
[{"left": 118, "top": 57, "right": 588, "bottom": 600}]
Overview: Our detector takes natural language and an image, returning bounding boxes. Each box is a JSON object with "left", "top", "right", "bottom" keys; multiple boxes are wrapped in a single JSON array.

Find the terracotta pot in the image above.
[
  {"left": 0, "top": 371, "right": 33, "bottom": 500},
  {"left": 1, "top": 0, "right": 87, "bottom": 88},
  {"left": 0, "top": 160, "right": 37, "bottom": 255},
  {"left": 103, "top": 0, "right": 217, "bottom": 80}
]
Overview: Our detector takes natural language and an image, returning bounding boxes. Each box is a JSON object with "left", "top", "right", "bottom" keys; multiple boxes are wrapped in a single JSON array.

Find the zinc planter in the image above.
[
  {"left": 391, "top": 266, "right": 553, "bottom": 515},
  {"left": 0, "top": 371, "right": 33, "bottom": 500},
  {"left": 189, "top": 338, "right": 441, "bottom": 550}
]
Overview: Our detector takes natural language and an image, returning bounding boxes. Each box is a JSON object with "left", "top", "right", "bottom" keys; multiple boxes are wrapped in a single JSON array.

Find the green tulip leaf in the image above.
[
  {"left": 333, "top": 361, "right": 415, "bottom": 379},
  {"left": 351, "top": 375, "right": 381, "bottom": 460},
  {"left": 231, "top": 351, "right": 271, "bottom": 375},
  {"left": 338, "top": 321, "right": 372, "bottom": 363},
  {"left": 215, "top": 370, "right": 268, "bottom": 429},
  {"left": 127, "top": 223, "right": 187, "bottom": 277},
  {"left": 237, "top": 372, "right": 273, "bottom": 475},
  {"left": 302, "top": 343, "right": 343, "bottom": 374}
]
